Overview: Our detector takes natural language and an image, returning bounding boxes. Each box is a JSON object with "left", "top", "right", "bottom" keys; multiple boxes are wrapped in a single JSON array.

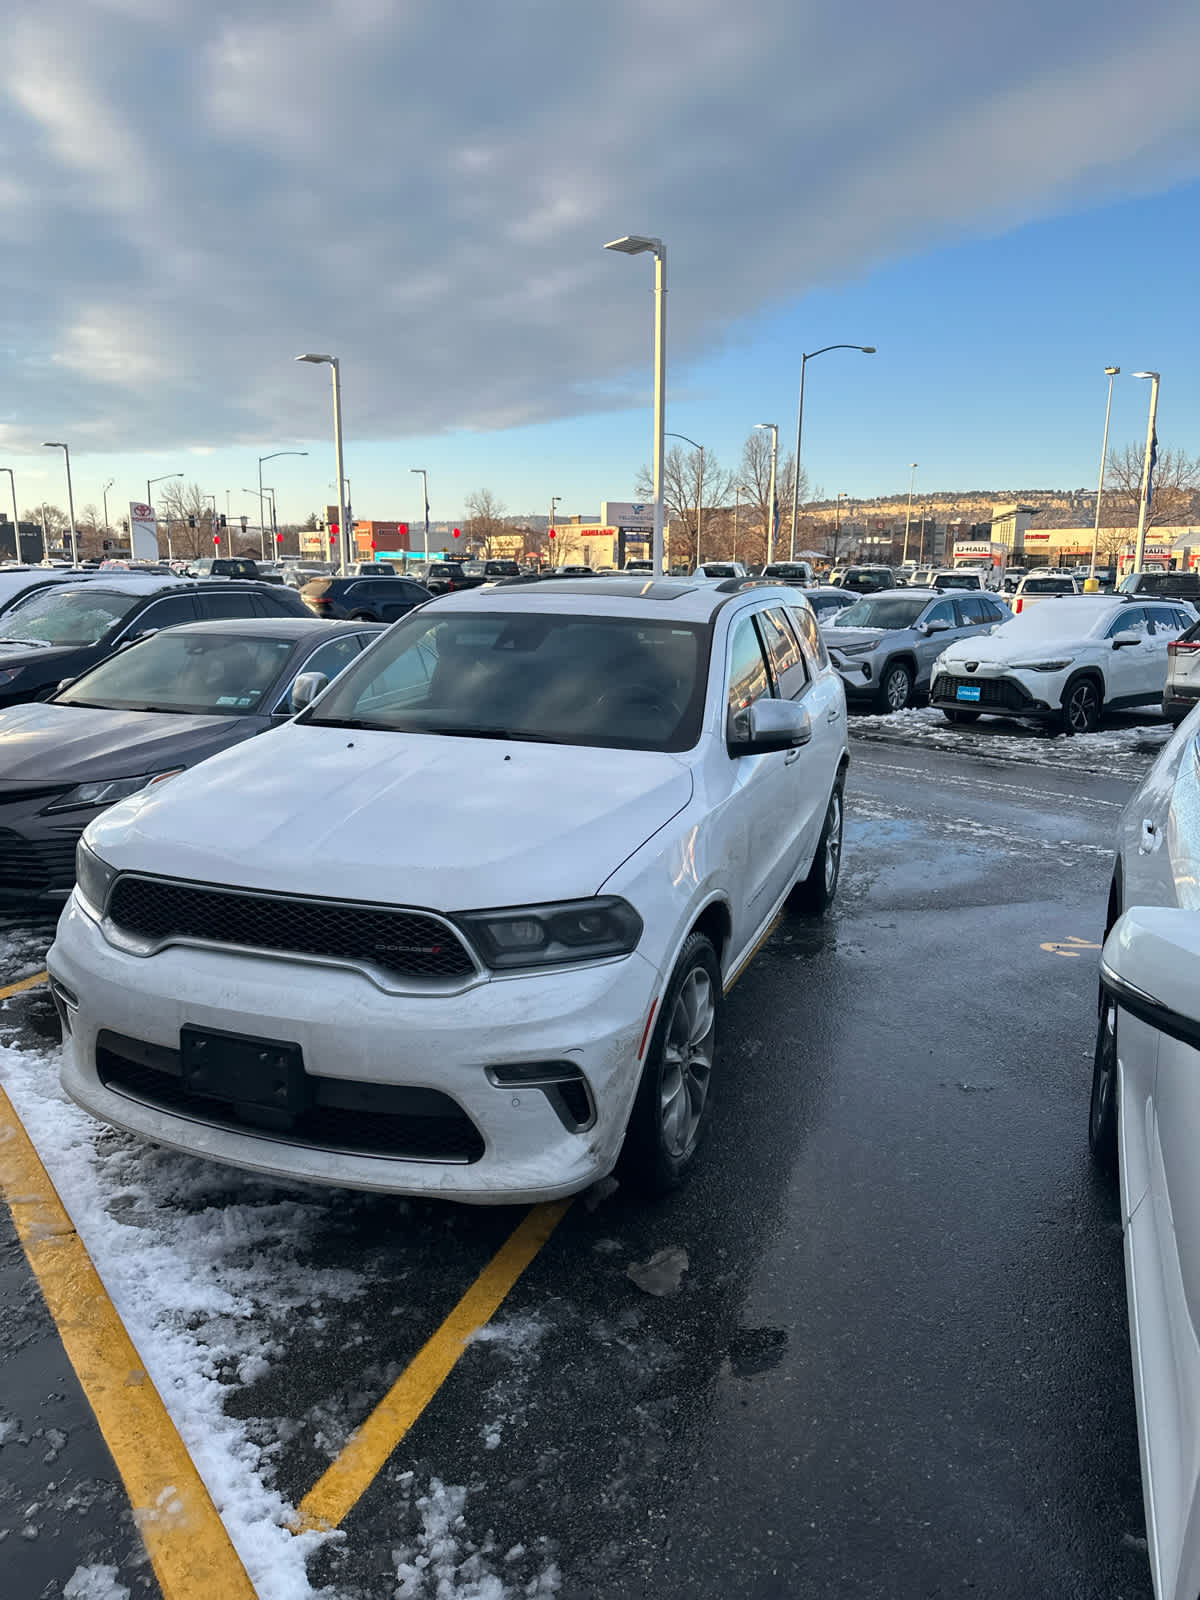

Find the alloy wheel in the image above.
[
  {"left": 824, "top": 789, "right": 843, "bottom": 895},
  {"left": 885, "top": 666, "right": 912, "bottom": 711},
  {"left": 1066, "top": 681, "right": 1098, "bottom": 733},
  {"left": 1091, "top": 998, "right": 1117, "bottom": 1149},
  {"left": 659, "top": 967, "right": 716, "bottom": 1158}
]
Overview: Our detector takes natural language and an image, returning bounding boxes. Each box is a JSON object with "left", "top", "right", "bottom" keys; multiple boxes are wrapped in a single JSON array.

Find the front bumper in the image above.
[
  {"left": 0, "top": 793, "right": 87, "bottom": 904},
  {"left": 930, "top": 669, "right": 1056, "bottom": 718},
  {"left": 48, "top": 895, "right": 661, "bottom": 1203},
  {"left": 828, "top": 653, "right": 875, "bottom": 696}
]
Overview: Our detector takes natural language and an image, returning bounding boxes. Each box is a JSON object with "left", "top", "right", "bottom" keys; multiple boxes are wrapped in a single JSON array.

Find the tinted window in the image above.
[
  {"left": 400, "top": 582, "right": 429, "bottom": 601},
  {"left": 197, "top": 591, "right": 261, "bottom": 620},
  {"left": 131, "top": 594, "right": 197, "bottom": 633},
  {"left": 1025, "top": 578, "right": 1075, "bottom": 594},
  {"left": 1147, "top": 606, "right": 1188, "bottom": 638},
  {"left": 57, "top": 630, "right": 294, "bottom": 714},
  {"left": 0, "top": 585, "right": 138, "bottom": 646},
  {"left": 307, "top": 611, "right": 709, "bottom": 754},
  {"left": 727, "top": 615, "right": 772, "bottom": 715},
  {"left": 759, "top": 607, "right": 809, "bottom": 701},
  {"left": 790, "top": 604, "right": 829, "bottom": 668},
  {"left": 1105, "top": 606, "right": 1149, "bottom": 638},
  {"left": 808, "top": 593, "right": 852, "bottom": 620},
  {"left": 954, "top": 595, "right": 993, "bottom": 626},
  {"left": 258, "top": 590, "right": 303, "bottom": 616},
  {"left": 924, "top": 600, "right": 957, "bottom": 626},
  {"left": 290, "top": 634, "right": 365, "bottom": 692}
]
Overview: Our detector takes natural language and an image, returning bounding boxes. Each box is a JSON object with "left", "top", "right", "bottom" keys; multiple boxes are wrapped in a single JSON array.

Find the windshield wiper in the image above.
[
  {"left": 422, "top": 724, "right": 566, "bottom": 744},
  {"left": 0, "top": 638, "right": 54, "bottom": 649},
  {"left": 307, "top": 716, "right": 397, "bottom": 731}
]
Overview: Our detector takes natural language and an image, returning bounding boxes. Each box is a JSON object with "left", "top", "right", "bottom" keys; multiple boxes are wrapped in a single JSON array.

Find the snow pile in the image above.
[
  {"left": 63, "top": 1566, "right": 131, "bottom": 1600},
  {"left": 849, "top": 705, "right": 1174, "bottom": 774},
  {"left": 391, "top": 1479, "right": 560, "bottom": 1600}
]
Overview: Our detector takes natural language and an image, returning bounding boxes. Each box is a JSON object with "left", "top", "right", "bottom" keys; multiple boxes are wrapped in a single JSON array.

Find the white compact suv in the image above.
[
  {"left": 930, "top": 595, "right": 1196, "bottom": 732},
  {"left": 49, "top": 576, "right": 849, "bottom": 1203}
]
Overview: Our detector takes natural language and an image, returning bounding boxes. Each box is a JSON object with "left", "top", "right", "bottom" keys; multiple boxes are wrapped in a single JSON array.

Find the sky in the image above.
[{"left": 2, "top": 0, "right": 1199, "bottom": 531}]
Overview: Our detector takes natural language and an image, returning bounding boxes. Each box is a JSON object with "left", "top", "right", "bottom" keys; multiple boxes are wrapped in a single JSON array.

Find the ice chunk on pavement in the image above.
[
  {"left": 63, "top": 1565, "right": 131, "bottom": 1600},
  {"left": 627, "top": 1245, "right": 689, "bottom": 1297}
]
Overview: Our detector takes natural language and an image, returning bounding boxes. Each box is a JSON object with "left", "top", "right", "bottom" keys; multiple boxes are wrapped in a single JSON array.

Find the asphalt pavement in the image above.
[{"left": 0, "top": 722, "right": 1159, "bottom": 1599}]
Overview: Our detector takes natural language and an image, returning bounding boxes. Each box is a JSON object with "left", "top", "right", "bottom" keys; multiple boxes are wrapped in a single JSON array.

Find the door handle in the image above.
[
  {"left": 826, "top": 706, "right": 840, "bottom": 722},
  {"left": 784, "top": 748, "right": 802, "bottom": 765},
  {"left": 1141, "top": 818, "right": 1158, "bottom": 852}
]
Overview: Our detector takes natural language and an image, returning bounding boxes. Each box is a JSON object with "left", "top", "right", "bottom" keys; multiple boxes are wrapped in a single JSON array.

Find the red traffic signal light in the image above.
[
  {"left": 452, "top": 528, "right": 461, "bottom": 539},
  {"left": 275, "top": 532, "right": 282, "bottom": 545},
  {"left": 329, "top": 522, "right": 339, "bottom": 536}
]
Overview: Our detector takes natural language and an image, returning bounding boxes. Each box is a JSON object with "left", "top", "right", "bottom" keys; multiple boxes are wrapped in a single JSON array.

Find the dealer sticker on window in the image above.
[{"left": 956, "top": 684, "right": 982, "bottom": 702}]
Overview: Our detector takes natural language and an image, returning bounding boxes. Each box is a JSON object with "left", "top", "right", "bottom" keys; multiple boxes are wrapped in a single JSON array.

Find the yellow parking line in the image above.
[
  {"left": 0, "top": 969, "right": 49, "bottom": 1001},
  {"left": 0, "top": 1086, "right": 257, "bottom": 1600},
  {"left": 295, "top": 1198, "right": 571, "bottom": 1532}
]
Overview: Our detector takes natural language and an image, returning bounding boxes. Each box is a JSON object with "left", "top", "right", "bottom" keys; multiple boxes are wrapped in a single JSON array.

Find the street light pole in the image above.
[
  {"left": 733, "top": 484, "right": 754, "bottom": 565},
  {"left": 756, "top": 423, "right": 779, "bottom": 564},
  {"left": 665, "top": 433, "right": 704, "bottom": 566},
  {"left": 902, "top": 463, "right": 918, "bottom": 563},
  {"left": 296, "top": 355, "right": 348, "bottom": 574},
  {"left": 203, "top": 494, "right": 217, "bottom": 561},
  {"left": 43, "top": 443, "right": 78, "bottom": 563},
  {"left": 605, "top": 234, "right": 667, "bottom": 574},
  {"left": 549, "top": 495, "right": 561, "bottom": 568},
  {"left": 1132, "top": 371, "right": 1161, "bottom": 574},
  {"left": 410, "top": 469, "right": 430, "bottom": 563},
  {"left": 1089, "top": 368, "right": 1120, "bottom": 582},
  {"left": 101, "top": 478, "right": 114, "bottom": 544},
  {"left": 789, "top": 344, "right": 875, "bottom": 560},
  {"left": 146, "top": 473, "right": 183, "bottom": 562},
  {"left": 0, "top": 469, "right": 19, "bottom": 559}
]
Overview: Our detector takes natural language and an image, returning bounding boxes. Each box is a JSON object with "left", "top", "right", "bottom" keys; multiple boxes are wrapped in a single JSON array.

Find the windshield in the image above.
[
  {"left": 0, "top": 586, "right": 138, "bottom": 646},
  {"left": 936, "top": 574, "right": 980, "bottom": 589},
  {"left": 306, "top": 610, "right": 709, "bottom": 752},
  {"left": 56, "top": 631, "right": 295, "bottom": 713},
  {"left": 830, "top": 595, "right": 929, "bottom": 629},
  {"left": 1024, "top": 578, "right": 1074, "bottom": 593}
]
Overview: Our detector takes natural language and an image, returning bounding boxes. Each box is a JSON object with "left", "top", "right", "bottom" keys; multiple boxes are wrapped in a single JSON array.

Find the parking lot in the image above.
[{"left": 0, "top": 710, "right": 1168, "bottom": 1600}]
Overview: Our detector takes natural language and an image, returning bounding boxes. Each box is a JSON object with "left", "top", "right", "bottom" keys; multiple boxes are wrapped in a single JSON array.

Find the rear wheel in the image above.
[
  {"left": 622, "top": 933, "right": 723, "bottom": 1193},
  {"left": 1088, "top": 992, "right": 1119, "bottom": 1180},
  {"left": 790, "top": 780, "right": 844, "bottom": 914},
  {"left": 348, "top": 610, "right": 376, "bottom": 620},
  {"left": 877, "top": 660, "right": 913, "bottom": 713},
  {"left": 942, "top": 708, "right": 980, "bottom": 725},
  {"left": 1060, "top": 676, "right": 1101, "bottom": 735}
]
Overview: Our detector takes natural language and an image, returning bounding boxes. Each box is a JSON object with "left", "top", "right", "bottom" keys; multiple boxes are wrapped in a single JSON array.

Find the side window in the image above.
[
  {"left": 258, "top": 590, "right": 301, "bottom": 615},
  {"left": 290, "top": 635, "right": 363, "bottom": 695},
  {"left": 759, "top": 607, "right": 810, "bottom": 700},
  {"left": 1148, "top": 606, "right": 1186, "bottom": 639},
  {"left": 130, "top": 594, "right": 197, "bottom": 634},
  {"left": 401, "top": 582, "right": 428, "bottom": 601},
  {"left": 1106, "top": 607, "right": 1148, "bottom": 639},
  {"left": 790, "top": 604, "right": 829, "bottom": 668},
  {"left": 727, "top": 614, "right": 772, "bottom": 715},
  {"left": 925, "top": 600, "right": 957, "bottom": 626},
  {"left": 197, "top": 591, "right": 260, "bottom": 620},
  {"left": 953, "top": 595, "right": 990, "bottom": 626}
]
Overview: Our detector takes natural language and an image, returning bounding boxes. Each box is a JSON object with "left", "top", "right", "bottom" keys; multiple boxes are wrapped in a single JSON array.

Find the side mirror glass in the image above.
[
  {"left": 290, "top": 670, "right": 329, "bottom": 712},
  {"left": 1111, "top": 631, "right": 1140, "bottom": 649},
  {"left": 1102, "top": 908, "right": 1200, "bottom": 1050},
  {"left": 924, "top": 617, "right": 951, "bottom": 633},
  {"left": 728, "top": 697, "right": 813, "bottom": 755}
]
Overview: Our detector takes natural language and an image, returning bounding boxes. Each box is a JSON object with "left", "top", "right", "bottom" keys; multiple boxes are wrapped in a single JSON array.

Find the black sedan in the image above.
[
  {"left": 0, "top": 576, "right": 308, "bottom": 709},
  {"left": 0, "top": 617, "right": 381, "bottom": 904},
  {"left": 301, "top": 575, "right": 432, "bottom": 620}
]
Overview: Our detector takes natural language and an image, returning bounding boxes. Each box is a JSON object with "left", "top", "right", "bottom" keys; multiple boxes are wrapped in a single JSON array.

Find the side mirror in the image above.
[
  {"left": 290, "top": 671, "right": 329, "bottom": 712},
  {"left": 56, "top": 677, "right": 77, "bottom": 693},
  {"left": 728, "top": 698, "right": 813, "bottom": 755},
  {"left": 924, "top": 618, "right": 951, "bottom": 634},
  {"left": 1111, "top": 631, "right": 1141, "bottom": 649},
  {"left": 1102, "top": 908, "right": 1200, "bottom": 1050}
]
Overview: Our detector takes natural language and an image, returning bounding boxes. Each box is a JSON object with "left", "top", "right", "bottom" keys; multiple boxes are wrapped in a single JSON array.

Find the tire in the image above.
[
  {"left": 1088, "top": 990, "right": 1119, "bottom": 1180},
  {"left": 622, "top": 932, "right": 723, "bottom": 1194},
  {"left": 1059, "top": 676, "right": 1101, "bottom": 734},
  {"left": 942, "top": 709, "right": 980, "bottom": 725},
  {"left": 790, "top": 779, "right": 844, "bottom": 914},
  {"left": 348, "top": 610, "right": 376, "bottom": 621},
  {"left": 877, "top": 660, "right": 913, "bottom": 713}
]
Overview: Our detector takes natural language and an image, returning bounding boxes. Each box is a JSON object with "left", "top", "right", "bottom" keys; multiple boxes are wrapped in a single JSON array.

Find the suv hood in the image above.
[
  {"left": 938, "top": 628, "right": 1084, "bottom": 667},
  {"left": 822, "top": 626, "right": 891, "bottom": 649},
  {"left": 0, "top": 702, "right": 259, "bottom": 783},
  {"left": 86, "top": 723, "right": 695, "bottom": 909}
]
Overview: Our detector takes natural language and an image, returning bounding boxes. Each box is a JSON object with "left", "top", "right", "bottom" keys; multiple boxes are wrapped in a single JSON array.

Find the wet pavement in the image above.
[{"left": 0, "top": 724, "right": 1158, "bottom": 1598}]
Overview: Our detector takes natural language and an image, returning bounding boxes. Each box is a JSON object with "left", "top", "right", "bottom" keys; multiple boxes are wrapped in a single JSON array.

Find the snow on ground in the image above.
[
  {"left": 63, "top": 1565, "right": 131, "bottom": 1600},
  {"left": 0, "top": 1039, "right": 556, "bottom": 1600},
  {"left": 849, "top": 706, "right": 1174, "bottom": 777}
]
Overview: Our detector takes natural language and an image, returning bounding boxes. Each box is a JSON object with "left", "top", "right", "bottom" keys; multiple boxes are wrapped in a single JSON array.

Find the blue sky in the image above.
[{"left": 3, "top": 0, "right": 1199, "bottom": 530}]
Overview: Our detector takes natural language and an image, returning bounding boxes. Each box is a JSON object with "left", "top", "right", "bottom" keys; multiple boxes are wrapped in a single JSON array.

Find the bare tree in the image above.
[
  {"left": 634, "top": 446, "right": 734, "bottom": 568},
  {"left": 22, "top": 503, "right": 68, "bottom": 535},
  {"left": 1104, "top": 442, "right": 1200, "bottom": 536},
  {"left": 158, "top": 480, "right": 219, "bottom": 559},
  {"left": 464, "top": 488, "right": 508, "bottom": 557}
]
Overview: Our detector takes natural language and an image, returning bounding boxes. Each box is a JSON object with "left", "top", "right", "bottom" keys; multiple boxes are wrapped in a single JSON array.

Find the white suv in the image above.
[
  {"left": 930, "top": 595, "right": 1196, "bottom": 732},
  {"left": 49, "top": 577, "right": 848, "bottom": 1202}
]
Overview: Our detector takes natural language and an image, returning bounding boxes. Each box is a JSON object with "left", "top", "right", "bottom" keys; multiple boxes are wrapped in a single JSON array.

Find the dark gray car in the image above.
[
  {"left": 0, "top": 617, "right": 381, "bottom": 904},
  {"left": 821, "top": 587, "right": 1011, "bottom": 711}
]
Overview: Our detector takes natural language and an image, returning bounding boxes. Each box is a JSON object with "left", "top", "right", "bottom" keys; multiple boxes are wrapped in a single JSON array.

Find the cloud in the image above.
[{"left": 2, "top": 0, "right": 1199, "bottom": 454}]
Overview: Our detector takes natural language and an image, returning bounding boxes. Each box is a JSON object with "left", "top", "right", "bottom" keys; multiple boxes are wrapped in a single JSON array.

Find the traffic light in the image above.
[
  {"left": 188, "top": 516, "right": 196, "bottom": 529},
  {"left": 239, "top": 515, "right": 248, "bottom": 531},
  {"left": 218, "top": 514, "right": 227, "bottom": 529}
]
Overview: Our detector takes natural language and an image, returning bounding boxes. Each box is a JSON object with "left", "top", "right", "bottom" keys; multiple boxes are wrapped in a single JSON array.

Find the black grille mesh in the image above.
[
  {"left": 106, "top": 876, "right": 475, "bottom": 981},
  {"left": 931, "top": 675, "right": 1033, "bottom": 710},
  {"left": 0, "top": 829, "right": 81, "bottom": 896}
]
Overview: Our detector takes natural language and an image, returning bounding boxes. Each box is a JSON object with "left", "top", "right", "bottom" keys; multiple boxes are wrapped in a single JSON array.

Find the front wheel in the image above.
[
  {"left": 1060, "top": 677, "right": 1101, "bottom": 735},
  {"left": 1088, "top": 992, "right": 1119, "bottom": 1180},
  {"left": 621, "top": 932, "right": 723, "bottom": 1193},
  {"left": 790, "top": 780, "right": 844, "bottom": 914},
  {"left": 877, "top": 661, "right": 913, "bottom": 713}
]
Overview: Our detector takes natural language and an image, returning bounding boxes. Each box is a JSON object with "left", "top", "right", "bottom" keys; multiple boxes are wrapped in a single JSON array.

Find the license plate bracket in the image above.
[
  {"left": 180, "top": 1026, "right": 309, "bottom": 1112},
  {"left": 956, "top": 683, "right": 982, "bottom": 702}
]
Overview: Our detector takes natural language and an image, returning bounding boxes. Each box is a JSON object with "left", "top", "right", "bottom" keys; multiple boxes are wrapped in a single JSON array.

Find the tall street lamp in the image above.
[
  {"left": 902, "top": 463, "right": 919, "bottom": 563},
  {"left": 259, "top": 451, "right": 308, "bottom": 560},
  {"left": 605, "top": 234, "right": 667, "bottom": 574},
  {"left": 548, "top": 495, "right": 561, "bottom": 568},
  {"left": 242, "top": 489, "right": 270, "bottom": 551},
  {"left": 756, "top": 423, "right": 779, "bottom": 564},
  {"left": 733, "top": 484, "right": 754, "bottom": 564},
  {"left": 296, "top": 354, "right": 348, "bottom": 574},
  {"left": 1132, "top": 371, "right": 1161, "bottom": 573},
  {"left": 665, "top": 432, "right": 704, "bottom": 566},
  {"left": 789, "top": 344, "right": 875, "bottom": 560},
  {"left": 1089, "top": 368, "right": 1120, "bottom": 583},
  {"left": 203, "top": 493, "right": 218, "bottom": 560},
  {"left": 147, "top": 473, "right": 183, "bottom": 562},
  {"left": 43, "top": 442, "right": 78, "bottom": 564},
  {"left": 101, "top": 478, "right": 114, "bottom": 542},
  {"left": 410, "top": 469, "right": 430, "bottom": 562},
  {"left": 0, "top": 468, "right": 19, "bottom": 558}
]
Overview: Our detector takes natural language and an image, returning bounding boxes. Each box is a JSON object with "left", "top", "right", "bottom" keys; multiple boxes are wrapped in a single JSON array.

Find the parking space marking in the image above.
[
  {"left": 0, "top": 1085, "right": 257, "bottom": 1600},
  {"left": 1040, "top": 936, "right": 1102, "bottom": 957},
  {"left": 295, "top": 1198, "right": 571, "bottom": 1533},
  {"left": 0, "top": 969, "right": 49, "bottom": 1001}
]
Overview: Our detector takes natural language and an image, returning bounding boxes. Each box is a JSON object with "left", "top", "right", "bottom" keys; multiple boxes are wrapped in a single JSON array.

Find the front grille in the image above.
[
  {"left": 0, "top": 828, "right": 81, "bottom": 896},
  {"left": 106, "top": 875, "right": 476, "bottom": 982},
  {"left": 96, "top": 1032, "right": 484, "bottom": 1163},
  {"left": 931, "top": 674, "right": 1035, "bottom": 711}
]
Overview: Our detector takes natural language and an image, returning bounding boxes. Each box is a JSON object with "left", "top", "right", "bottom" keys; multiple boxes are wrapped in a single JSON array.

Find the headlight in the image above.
[
  {"left": 42, "top": 769, "right": 183, "bottom": 814},
  {"left": 0, "top": 666, "right": 25, "bottom": 688},
  {"left": 1010, "top": 659, "right": 1073, "bottom": 672},
  {"left": 454, "top": 897, "right": 643, "bottom": 971},
  {"left": 830, "top": 640, "right": 878, "bottom": 657},
  {"left": 75, "top": 840, "right": 118, "bottom": 916}
]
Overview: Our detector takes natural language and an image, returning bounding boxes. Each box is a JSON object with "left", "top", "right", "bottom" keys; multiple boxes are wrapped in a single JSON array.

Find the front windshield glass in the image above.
[
  {"left": 306, "top": 610, "right": 709, "bottom": 752},
  {"left": 56, "top": 631, "right": 295, "bottom": 713},
  {"left": 831, "top": 595, "right": 929, "bottom": 629},
  {"left": 936, "top": 574, "right": 979, "bottom": 589},
  {"left": 0, "top": 586, "right": 138, "bottom": 646}
]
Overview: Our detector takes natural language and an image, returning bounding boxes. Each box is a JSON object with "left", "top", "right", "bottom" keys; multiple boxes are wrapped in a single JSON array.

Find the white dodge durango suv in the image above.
[{"left": 49, "top": 577, "right": 849, "bottom": 1203}]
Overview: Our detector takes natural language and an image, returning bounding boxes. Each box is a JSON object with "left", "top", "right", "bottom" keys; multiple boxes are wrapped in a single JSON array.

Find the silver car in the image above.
[
  {"left": 821, "top": 587, "right": 1011, "bottom": 712},
  {"left": 1091, "top": 713, "right": 1200, "bottom": 1600}
]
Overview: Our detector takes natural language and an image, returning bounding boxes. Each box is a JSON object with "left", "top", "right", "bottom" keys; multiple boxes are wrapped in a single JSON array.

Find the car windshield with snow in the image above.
[{"left": 49, "top": 577, "right": 849, "bottom": 1204}]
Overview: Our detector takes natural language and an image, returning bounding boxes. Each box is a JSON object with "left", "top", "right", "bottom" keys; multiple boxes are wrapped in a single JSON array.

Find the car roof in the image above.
[
  {"left": 162, "top": 617, "right": 385, "bottom": 640},
  {"left": 429, "top": 574, "right": 812, "bottom": 623}
]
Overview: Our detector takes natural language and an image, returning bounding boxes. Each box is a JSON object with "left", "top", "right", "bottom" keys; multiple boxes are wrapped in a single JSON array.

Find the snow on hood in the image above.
[
  {"left": 86, "top": 720, "right": 695, "bottom": 909},
  {"left": 938, "top": 603, "right": 1111, "bottom": 662}
]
